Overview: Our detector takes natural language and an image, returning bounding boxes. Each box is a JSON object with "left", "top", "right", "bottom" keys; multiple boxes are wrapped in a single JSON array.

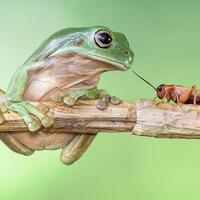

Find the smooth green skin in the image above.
[{"left": 3, "top": 26, "right": 134, "bottom": 132}]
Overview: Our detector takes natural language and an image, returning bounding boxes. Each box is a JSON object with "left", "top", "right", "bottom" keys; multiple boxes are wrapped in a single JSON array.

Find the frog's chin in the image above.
[{"left": 81, "top": 53, "right": 129, "bottom": 71}]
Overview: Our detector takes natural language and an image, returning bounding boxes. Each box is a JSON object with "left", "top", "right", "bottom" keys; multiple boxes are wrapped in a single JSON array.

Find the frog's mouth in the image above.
[{"left": 82, "top": 53, "right": 130, "bottom": 71}]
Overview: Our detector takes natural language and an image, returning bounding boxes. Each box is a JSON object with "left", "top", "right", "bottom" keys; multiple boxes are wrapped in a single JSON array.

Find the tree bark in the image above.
[{"left": 1, "top": 93, "right": 200, "bottom": 139}]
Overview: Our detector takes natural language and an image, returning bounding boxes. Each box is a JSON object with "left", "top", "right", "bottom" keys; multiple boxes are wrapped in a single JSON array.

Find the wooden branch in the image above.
[
  {"left": 1, "top": 93, "right": 200, "bottom": 139},
  {"left": 0, "top": 100, "right": 136, "bottom": 133},
  {"left": 134, "top": 100, "right": 200, "bottom": 139}
]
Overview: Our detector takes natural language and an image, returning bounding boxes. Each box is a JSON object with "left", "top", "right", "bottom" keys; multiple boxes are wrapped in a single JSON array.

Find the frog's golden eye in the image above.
[{"left": 94, "top": 30, "right": 112, "bottom": 48}]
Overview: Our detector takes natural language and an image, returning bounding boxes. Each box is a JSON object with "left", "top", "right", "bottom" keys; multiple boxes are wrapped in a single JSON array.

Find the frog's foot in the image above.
[
  {"left": 96, "top": 90, "right": 121, "bottom": 110},
  {"left": 7, "top": 101, "right": 53, "bottom": 132},
  {"left": 51, "top": 88, "right": 121, "bottom": 110},
  {"left": 60, "top": 134, "right": 96, "bottom": 165}
]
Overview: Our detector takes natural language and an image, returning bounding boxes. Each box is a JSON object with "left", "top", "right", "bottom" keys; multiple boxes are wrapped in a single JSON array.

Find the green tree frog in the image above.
[{"left": 0, "top": 26, "right": 134, "bottom": 164}]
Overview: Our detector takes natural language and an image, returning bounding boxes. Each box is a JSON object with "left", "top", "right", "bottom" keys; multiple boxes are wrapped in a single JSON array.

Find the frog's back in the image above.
[{"left": 24, "top": 26, "right": 105, "bottom": 64}]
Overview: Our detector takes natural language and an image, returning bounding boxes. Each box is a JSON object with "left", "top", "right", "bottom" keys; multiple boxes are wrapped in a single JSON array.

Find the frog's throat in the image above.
[{"left": 50, "top": 52, "right": 129, "bottom": 71}]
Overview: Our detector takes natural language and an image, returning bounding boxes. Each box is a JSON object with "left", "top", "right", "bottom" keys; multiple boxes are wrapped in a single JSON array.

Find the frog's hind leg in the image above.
[
  {"left": 60, "top": 134, "right": 97, "bottom": 165},
  {"left": 0, "top": 133, "right": 34, "bottom": 156}
]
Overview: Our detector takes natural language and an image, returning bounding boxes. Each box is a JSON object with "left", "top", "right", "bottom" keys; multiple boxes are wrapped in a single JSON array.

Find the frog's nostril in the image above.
[{"left": 124, "top": 51, "right": 129, "bottom": 55}]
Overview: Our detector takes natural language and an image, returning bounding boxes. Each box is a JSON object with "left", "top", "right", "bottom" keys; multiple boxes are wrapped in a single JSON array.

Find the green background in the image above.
[{"left": 0, "top": 0, "right": 200, "bottom": 199}]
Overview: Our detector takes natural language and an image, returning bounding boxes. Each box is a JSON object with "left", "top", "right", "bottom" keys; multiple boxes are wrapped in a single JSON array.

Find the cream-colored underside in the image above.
[{"left": 23, "top": 53, "right": 116, "bottom": 101}]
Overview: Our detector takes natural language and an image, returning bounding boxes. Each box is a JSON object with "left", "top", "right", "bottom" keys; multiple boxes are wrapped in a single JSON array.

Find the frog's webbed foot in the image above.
[
  {"left": 6, "top": 101, "right": 53, "bottom": 132},
  {"left": 96, "top": 89, "right": 121, "bottom": 110}
]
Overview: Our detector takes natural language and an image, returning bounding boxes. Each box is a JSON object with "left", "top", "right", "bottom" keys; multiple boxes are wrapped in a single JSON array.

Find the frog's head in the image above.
[{"left": 51, "top": 26, "right": 134, "bottom": 71}]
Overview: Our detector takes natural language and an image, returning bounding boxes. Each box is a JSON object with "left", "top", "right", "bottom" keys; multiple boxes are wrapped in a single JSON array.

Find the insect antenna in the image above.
[{"left": 131, "top": 70, "right": 157, "bottom": 91}]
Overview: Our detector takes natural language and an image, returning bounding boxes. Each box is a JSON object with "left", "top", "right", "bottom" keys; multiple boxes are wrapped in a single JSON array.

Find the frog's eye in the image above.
[{"left": 94, "top": 30, "right": 112, "bottom": 48}]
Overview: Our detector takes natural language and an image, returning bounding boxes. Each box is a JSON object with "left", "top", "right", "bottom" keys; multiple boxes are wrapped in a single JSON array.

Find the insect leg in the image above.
[{"left": 192, "top": 85, "right": 197, "bottom": 106}]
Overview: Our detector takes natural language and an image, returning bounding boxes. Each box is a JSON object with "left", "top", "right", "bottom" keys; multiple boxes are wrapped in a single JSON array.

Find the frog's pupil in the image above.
[
  {"left": 99, "top": 33, "right": 112, "bottom": 44},
  {"left": 94, "top": 30, "right": 112, "bottom": 48}
]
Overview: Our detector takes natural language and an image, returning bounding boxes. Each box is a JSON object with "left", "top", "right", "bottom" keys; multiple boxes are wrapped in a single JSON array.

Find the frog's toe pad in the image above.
[
  {"left": 96, "top": 95, "right": 121, "bottom": 110},
  {"left": 41, "top": 116, "right": 54, "bottom": 129},
  {"left": 0, "top": 114, "right": 5, "bottom": 125},
  {"left": 96, "top": 101, "right": 107, "bottom": 110},
  {"left": 63, "top": 96, "right": 76, "bottom": 106},
  {"left": 51, "top": 94, "right": 63, "bottom": 103},
  {"left": 96, "top": 95, "right": 110, "bottom": 110},
  {"left": 28, "top": 120, "right": 41, "bottom": 132},
  {"left": 0, "top": 103, "right": 8, "bottom": 113},
  {"left": 110, "top": 96, "right": 121, "bottom": 105},
  {"left": 38, "top": 104, "right": 49, "bottom": 113}
]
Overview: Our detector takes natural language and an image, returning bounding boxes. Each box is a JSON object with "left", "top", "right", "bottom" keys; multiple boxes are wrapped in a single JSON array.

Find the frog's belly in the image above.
[
  {"left": 1, "top": 132, "right": 77, "bottom": 150},
  {"left": 23, "top": 75, "right": 99, "bottom": 102}
]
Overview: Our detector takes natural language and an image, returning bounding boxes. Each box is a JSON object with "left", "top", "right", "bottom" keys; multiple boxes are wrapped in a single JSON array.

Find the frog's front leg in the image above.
[
  {"left": 51, "top": 87, "right": 121, "bottom": 110},
  {"left": 51, "top": 87, "right": 99, "bottom": 105},
  {"left": 5, "top": 63, "right": 54, "bottom": 132}
]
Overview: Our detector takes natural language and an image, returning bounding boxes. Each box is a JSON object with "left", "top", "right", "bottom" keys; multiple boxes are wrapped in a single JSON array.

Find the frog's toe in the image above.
[
  {"left": 0, "top": 103, "right": 8, "bottom": 113},
  {"left": 51, "top": 94, "right": 63, "bottom": 103},
  {"left": 23, "top": 102, "right": 54, "bottom": 129},
  {"left": 41, "top": 115, "right": 54, "bottom": 129},
  {"left": 110, "top": 96, "right": 121, "bottom": 105},
  {"left": 96, "top": 100, "right": 107, "bottom": 110},
  {"left": 7, "top": 101, "right": 54, "bottom": 132},
  {"left": 96, "top": 95, "right": 121, "bottom": 110},
  {"left": 51, "top": 93, "right": 76, "bottom": 106},
  {"left": 0, "top": 114, "right": 5, "bottom": 125},
  {"left": 38, "top": 104, "right": 49, "bottom": 113},
  {"left": 27, "top": 120, "right": 41, "bottom": 132},
  {"left": 63, "top": 96, "right": 76, "bottom": 106},
  {"left": 96, "top": 95, "right": 110, "bottom": 110}
]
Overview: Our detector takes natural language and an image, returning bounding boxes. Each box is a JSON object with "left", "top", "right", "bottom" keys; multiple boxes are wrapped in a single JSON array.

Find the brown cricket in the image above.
[{"left": 132, "top": 70, "right": 199, "bottom": 105}]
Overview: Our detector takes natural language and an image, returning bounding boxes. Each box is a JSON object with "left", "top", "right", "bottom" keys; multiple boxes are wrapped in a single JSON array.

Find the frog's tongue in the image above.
[{"left": 23, "top": 53, "right": 116, "bottom": 102}]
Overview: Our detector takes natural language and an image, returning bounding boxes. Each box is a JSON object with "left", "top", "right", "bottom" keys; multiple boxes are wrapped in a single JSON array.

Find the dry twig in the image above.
[{"left": 1, "top": 90, "right": 200, "bottom": 139}]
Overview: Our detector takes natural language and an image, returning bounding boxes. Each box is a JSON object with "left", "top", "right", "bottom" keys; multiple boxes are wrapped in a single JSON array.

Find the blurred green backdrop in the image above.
[{"left": 0, "top": 0, "right": 200, "bottom": 200}]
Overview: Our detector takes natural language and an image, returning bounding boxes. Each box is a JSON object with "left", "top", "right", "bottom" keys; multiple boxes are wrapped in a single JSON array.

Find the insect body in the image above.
[
  {"left": 132, "top": 70, "right": 199, "bottom": 105},
  {"left": 156, "top": 84, "right": 198, "bottom": 105}
]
